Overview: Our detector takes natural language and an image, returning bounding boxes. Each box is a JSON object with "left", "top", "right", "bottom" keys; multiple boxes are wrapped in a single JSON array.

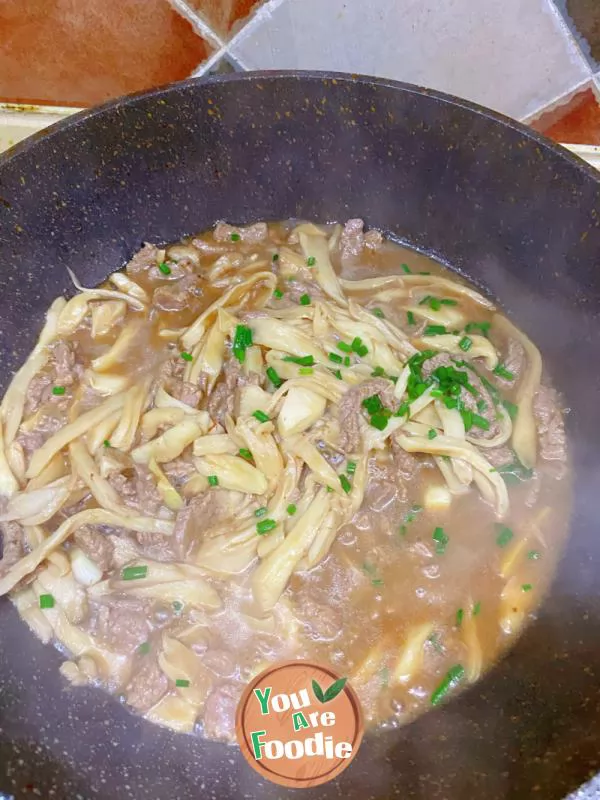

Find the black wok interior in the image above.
[{"left": 0, "top": 71, "right": 599, "bottom": 800}]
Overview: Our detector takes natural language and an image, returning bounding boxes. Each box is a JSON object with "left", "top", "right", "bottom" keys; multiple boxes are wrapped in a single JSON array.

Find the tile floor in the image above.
[{"left": 1, "top": 0, "right": 600, "bottom": 143}]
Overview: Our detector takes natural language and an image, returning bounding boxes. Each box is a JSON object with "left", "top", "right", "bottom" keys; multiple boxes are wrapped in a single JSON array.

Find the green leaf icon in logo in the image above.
[{"left": 312, "top": 677, "right": 348, "bottom": 704}]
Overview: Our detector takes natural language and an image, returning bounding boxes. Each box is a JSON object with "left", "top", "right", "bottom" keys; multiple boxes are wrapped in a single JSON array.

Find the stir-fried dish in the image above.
[{"left": 0, "top": 220, "right": 570, "bottom": 739}]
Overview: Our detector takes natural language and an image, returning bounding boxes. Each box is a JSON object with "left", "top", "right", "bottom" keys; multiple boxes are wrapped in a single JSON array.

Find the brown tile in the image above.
[
  {"left": 556, "top": 0, "right": 600, "bottom": 67},
  {"left": 0, "top": 0, "right": 210, "bottom": 107},
  {"left": 190, "top": 0, "right": 263, "bottom": 36},
  {"left": 531, "top": 88, "right": 600, "bottom": 145}
]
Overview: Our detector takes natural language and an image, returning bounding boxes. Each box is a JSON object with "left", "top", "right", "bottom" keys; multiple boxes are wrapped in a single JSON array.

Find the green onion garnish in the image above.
[
  {"left": 266, "top": 366, "right": 283, "bottom": 388},
  {"left": 495, "top": 525, "right": 513, "bottom": 548},
  {"left": 371, "top": 308, "right": 385, "bottom": 318},
  {"left": 138, "top": 642, "right": 150, "bottom": 655},
  {"left": 528, "top": 550, "right": 541, "bottom": 560},
  {"left": 473, "top": 601, "right": 481, "bottom": 616},
  {"left": 332, "top": 369, "right": 342, "bottom": 380},
  {"left": 423, "top": 324, "right": 447, "bottom": 336},
  {"left": 494, "top": 460, "right": 534, "bottom": 485},
  {"left": 306, "top": 256, "right": 316, "bottom": 267},
  {"left": 371, "top": 578, "right": 384, "bottom": 587},
  {"left": 407, "top": 311, "right": 415, "bottom": 325},
  {"left": 522, "top": 583, "right": 533, "bottom": 592},
  {"left": 503, "top": 400, "right": 519, "bottom": 420},
  {"left": 431, "top": 389, "right": 443, "bottom": 398},
  {"left": 256, "top": 519, "right": 277, "bottom": 535},
  {"left": 471, "top": 413, "right": 490, "bottom": 431},
  {"left": 440, "top": 298, "right": 458, "bottom": 306},
  {"left": 458, "top": 336, "right": 472, "bottom": 352},
  {"left": 431, "top": 665, "right": 465, "bottom": 706},
  {"left": 122, "top": 565, "right": 148, "bottom": 581},
  {"left": 456, "top": 608, "right": 464, "bottom": 628},
  {"left": 230, "top": 233, "right": 241, "bottom": 242},
  {"left": 283, "top": 354, "right": 315, "bottom": 366},
  {"left": 493, "top": 363, "right": 515, "bottom": 381},
  {"left": 371, "top": 366, "right": 386, "bottom": 377},
  {"left": 433, "top": 526, "right": 449, "bottom": 555},
  {"left": 176, "top": 678, "right": 190, "bottom": 687},
  {"left": 328, "top": 352, "right": 343, "bottom": 364},
  {"left": 347, "top": 461, "right": 357, "bottom": 475},
  {"left": 52, "top": 386, "right": 66, "bottom": 396},
  {"left": 401, "top": 263, "right": 411, "bottom": 274},
  {"left": 254, "top": 506, "right": 268, "bottom": 517},
  {"left": 370, "top": 412, "right": 389, "bottom": 431},
  {"left": 172, "top": 601, "right": 184, "bottom": 613},
  {"left": 395, "top": 401, "right": 410, "bottom": 418},
  {"left": 180, "top": 351, "right": 193, "bottom": 361},
  {"left": 362, "top": 395, "right": 383, "bottom": 414},
  {"left": 287, "top": 504, "right": 297, "bottom": 516},
  {"left": 465, "top": 321, "right": 491, "bottom": 335},
  {"left": 273, "top": 288, "right": 283, "bottom": 299},
  {"left": 299, "top": 294, "right": 311, "bottom": 306},
  {"left": 351, "top": 337, "right": 368, "bottom": 357},
  {"left": 337, "top": 341, "right": 353, "bottom": 353},
  {"left": 239, "top": 448, "right": 253, "bottom": 461},
  {"left": 272, "top": 253, "right": 279, "bottom": 262},
  {"left": 39, "top": 594, "right": 54, "bottom": 609},
  {"left": 343, "top": 356, "right": 351, "bottom": 367},
  {"left": 299, "top": 366, "right": 313, "bottom": 376},
  {"left": 208, "top": 475, "right": 219, "bottom": 487},
  {"left": 428, "top": 428, "right": 437, "bottom": 440},
  {"left": 232, "top": 324, "right": 253, "bottom": 363},
  {"left": 253, "top": 410, "right": 269, "bottom": 423},
  {"left": 339, "top": 474, "right": 352, "bottom": 494},
  {"left": 158, "top": 261, "right": 171, "bottom": 275},
  {"left": 103, "top": 439, "right": 111, "bottom": 448},
  {"left": 477, "top": 399, "right": 488, "bottom": 413}
]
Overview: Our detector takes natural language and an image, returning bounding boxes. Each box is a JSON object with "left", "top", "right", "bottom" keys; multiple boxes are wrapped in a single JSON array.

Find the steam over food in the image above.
[{"left": 0, "top": 220, "right": 570, "bottom": 739}]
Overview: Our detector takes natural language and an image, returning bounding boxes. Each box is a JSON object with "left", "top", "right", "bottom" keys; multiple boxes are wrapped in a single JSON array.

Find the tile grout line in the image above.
[
  {"left": 167, "top": 0, "right": 225, "bottom": 50},
  {"left": 545, "top": 0, "right": 594, "bottom": 79},
  {"left": 521, "top": 75, "right": 593, "bottom": 124}
]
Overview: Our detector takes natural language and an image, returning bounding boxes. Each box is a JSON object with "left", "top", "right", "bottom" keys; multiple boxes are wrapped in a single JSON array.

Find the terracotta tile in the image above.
[
  {"left": 531, "top": 88, "right": 600, "bottom": 144},
  {"left": 555, "top": 0, "right": 600, "bottom": 67},
  {"left": 190, "top": 0, "right": 263, "bottom": 36},
  {"left": 0, "top": 0, "right": 210, "bottom": 107}
]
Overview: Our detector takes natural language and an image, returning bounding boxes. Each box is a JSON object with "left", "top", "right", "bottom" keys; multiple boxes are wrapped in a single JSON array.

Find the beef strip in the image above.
[
  {"left": 108, "top": 466, "right": 163, "bottom": 515},
  {"left": 206, "top": 358, "right": 260, "bottom": 426},
  {"left": 24, "top": 374, "right": 53, "bottom": 415},
  {"left": 93, "top": 598, "right": 151, "bottom": 653},
  {"left": 125, "top": 657, "right": 168, "bottom": 712},
  {"left": 0, "top": 521, "right": 24, "bottom": 575},
  {"left": 338, "top": 378, "right": 397, "bottom": 452},
  {"left": 162, "top": 458, "right": 197, "bottom": 489},
  {"left": 51, "top": 341, "right": 81, "bottom": 386},
  {"left": 213, "top": 222, "right": 268, "bottom": 244},
  {"left": 533, "top": 385, "right": 567, "bottom": 463},
  {"left": 203, "top": 683, "right": 242, "bottom": 741},
  {"left": 16, "top": 413, "right": 64, "bottom": 458},
  {"left": 285, "top": 278, "right": 326, "bottom": 305},
  {"left": 340, "top": 218, "right": 383, "bottom": 259},
  {"left": 74, "top": 526, "right": 114, "bottom": 572},
  {"left": 125, "top": 243, "right": 161, "bottom": 275},
  {"left": 152, "top": 275, "right": 199, "bottom": 312},
  {"left": 390, "top": 440, "right": 421, "bottom": 482},
  {"left": 502, "top": 338, "right": 526, "bottom": 382},
  {"left": 485, "top": 445, "right": 514, "bottom": 468},
  {"left": 159, "top": 357, "right": 202, "bottom": 408}
]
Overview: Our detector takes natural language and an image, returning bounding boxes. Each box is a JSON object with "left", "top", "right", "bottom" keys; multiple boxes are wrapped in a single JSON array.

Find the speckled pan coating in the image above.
[{"left": 0, "top": 72, "right": 600, "bottom": 800}]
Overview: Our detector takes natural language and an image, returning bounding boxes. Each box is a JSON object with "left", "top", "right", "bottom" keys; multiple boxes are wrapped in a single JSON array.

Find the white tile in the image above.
[{"left": 229, "top": 0, "right": 591, "bottom": 120}]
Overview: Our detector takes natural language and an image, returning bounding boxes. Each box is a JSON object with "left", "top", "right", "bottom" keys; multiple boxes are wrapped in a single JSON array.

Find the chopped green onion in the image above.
[
  {"left": 339, "top": 474, "right": 352, "bottom": 494},
  {"left": 180, "top": 351, "right": 193, "bottom": 361},
  {"left": 299, "top": 293, "right": 311, "bottom": 306},
  {"left": 39, "top": 594, "right": 54, "bottom": 609},
  {"left": 266, "top": 366, "right": 283, "bottom": 388},
  {"left": 428, "top": 633, "right": 444, "bottom": 654},
  {"left": 401, "top": 263, "right": 411, "bottom": 274},
  {"left": 230, "top": 233, "right": 241, "bottom": 242},
  {"left": 172, "top": 600, "right": 184, "bottom": 613},
  {"left": 256, "top": 519, "right": 277, "bottom": 535},
  {"left": 494, "top": 460, "right": 534, "bottom": 485},
  {"left": 431, "top": 665, "right": 465, "bottom": 706},
  {"left": 273, "top": 288, "right": 283, "bottom": 299},
  {"left": 299, "top": 367, "right": 313, "bottom": 375},
  {"left": 465, "top": 321, "right": 491, "bottom": 335},
  {"left": 522, "top": 583, "right": 533, "bottom": 592},
  {"left": 431, "top": 388, "right": 443, "bottom": 398},
  {"left": 351, "top": 337, "right": 368, "bottom": 357},
  {"left": 473, "top": 601, "right": 481, "bottom": 616},
  {"left": 428, "top": 428, "right": 438, "bottom": 440},
  {"left": 407, "top": 311, "right": 416, "bottom": 326},
  {"left": 287, "top": 504, "right": 297, "bottom": 516},
  {"left": 272, "top": 253, "right": 279, "bottom": 262},
  {"left": 458, "top": 336, "right": 472, "bottom": 352},
  {"left": 233, "top": 324, "right": 253, "bottom": 363},
  {"left": 239, "top": 448, "right": 253, "bottom": 461},
  {"left": 283, "top": 354, "right": 315, "bottom": 366},
  {"left": 527, "top": 550, "right": 541, "bottom": 560},
  {"left": 423, "top": 324, "right": 447, "bottom": 336},
  {"left": 52, "top": 386, "right": 66, "bottom": 396},
  {"left": 158, "top": 261, "right": 171, "bottom": 275},
  {"left": 440, "top": 298, "right": 458, "bottom": 306},
  {"left": 429, "top": 298, "right": 442, "bottom": 311},
  {"left": 503, "top": 400, "right": 519, "bottom": 420},
  {"left": 477, "top": 399, "right": 488, "bottom": 413},
  {"left": 471, "top": 413, "right": 490, "bottom": 431},
  {"left": 208, "top": 475, "right": 219, "bottom": 487},
  {"left": 362, "top": 395, "right": 383, "bottom": 414},
  {"left": 371, "top": 308, "right": 385, "bottom": 318},
  {"left": 493, "top": 363, "right": 515, "bottom": 381},
  {"left": 252, "top": 410, "right": 269, "bottom": 423},
  {"left": 138, "top": 642, "right": 150, "bottom": 655},
  {"left": 346, "top": 461, "right": 357, "bottom": 475},
  {"left": 371, "top": 366, "right": 386, "bottom": 377},
  {"left": 103, "top": 439, "right": 111, "bottom": 448},
  {"left": 370, "top": 412, "right": 389, "bottom": 431},
  {"left": 176, "top": 678, "right": 190, "bottom": 687},
  {"left": 332, "top": 369, "right": 342, "bottom": 380},
  {"left": 432, "top": 526, "right": 449, "bottom": 555},
  {"left": 122, "top": 565, "right": 148, "bottom": 581},
  {"left": 343, "top": 356, "right": 351, "bottom": 367},
  {"left": 495, "top": 525, "right": 513, "bottom": 548},
  {"left": 337, "top": 341, "right": 353, "bottom": 353},
  {"left": 328, "top": 352, "right": 343, "bottom": 364},
  {"left": 306, "top": 256, "right": 316, "bottom": 267},
  {"left": 254, "top": 506, "right": 268, "bottom": 517},
  {"left": 456, "top": 608, "right": 464, "bottom": 628},
  {"left": 326, "top": 486, "right": 333, "bottom": 492},
  {"left": 371, "top": 578, "right": 384, "bottom": 587}
]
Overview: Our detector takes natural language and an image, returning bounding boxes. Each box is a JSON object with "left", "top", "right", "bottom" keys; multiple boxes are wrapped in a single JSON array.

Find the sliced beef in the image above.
[
  {"left": 51, "top": 341, "right": 81, "bottom": 386},
  {"left": 94, "top": 598, "right": 150, "bottom": 653},
  {"left": 152, "top": 275, "right": 198, "bottom": 312},
  {"left": 390, "top": 440, "right": 421, "bottom": 481},
  {"left": 0, "top": 521, "right": 24, "bottom": 575},
  {"left": 125, "top": 243, "right": 161, "bottom": 275},
  {"left": 213, "top": 222, "right": 268, "bottom": 244},
  {"left": 206, "top": 383, "right": 234, "bottom": 427},
  {"left": 340, "top": 218, "right": 383, "bottom": 259},
  {"left": 203, "top": 683, "right": 242, "bottom": 741},
  {"left": 502, "top": 338, "right": 526, "bottom": 383},
  {"left": 24, "top": 374, "right": 53, "bottom": 415},
  {"left": 159, "top": 357, "right": 202, "bottom": 408},
  {"left": 338, "top": 378, "right": 396, "bottom": 452},
  {"left": 485, "top": 445, "right": 514, "bottom": 468},
  {"left": 135, "top": 530, "right": 178, "bottom": 563},
  {"left": 533, "top": 385, "right": 567, "bottom": 463},
  {"left": 126, "top": 657, "right": 168, "bottom": 712},
  {"left": 74, "top": 526, "right": 114, "bottom": 572},
  {"left": 16, "top": 413, "right": 64, "bottom": 458},
  {"left": 173, "top": 493, "right": 227, "bottom": 552},
  {"left": 162, "top": 458, "right": 197, "bottom": 489},
  {"left": 108, "top": 466, "right": 163, "bottom": 515},
  {"left": 285, "top": 278, "right": 325, "bottom": 305}
]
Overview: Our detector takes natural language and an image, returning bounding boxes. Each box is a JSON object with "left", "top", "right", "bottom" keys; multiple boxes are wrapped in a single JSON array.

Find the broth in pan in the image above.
[{"left": 0, "top": 219, "right": 571, "bottom": 739}]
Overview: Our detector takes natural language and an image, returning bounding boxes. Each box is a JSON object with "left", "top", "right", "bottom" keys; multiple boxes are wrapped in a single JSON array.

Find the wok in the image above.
[{"left": 0, "top": 72, "right": 599, "bottom": 800}]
